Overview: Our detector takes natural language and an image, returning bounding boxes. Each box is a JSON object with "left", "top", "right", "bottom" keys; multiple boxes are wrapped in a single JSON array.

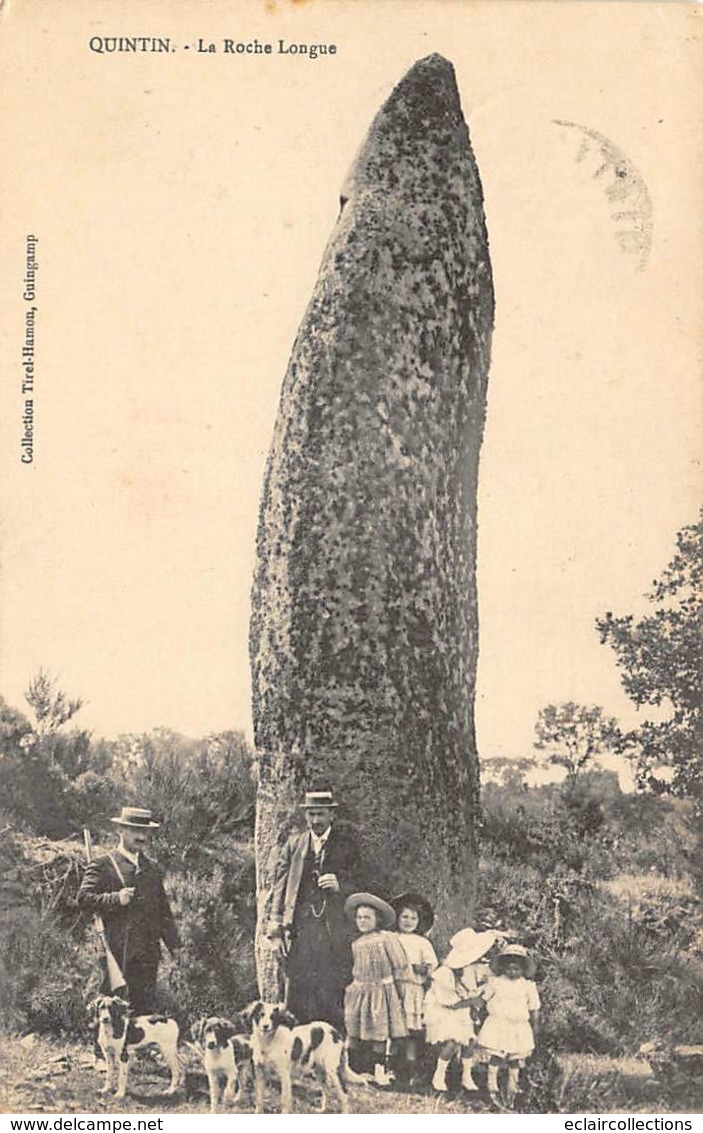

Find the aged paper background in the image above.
[
  {"left": 1, "top": 0, "right": 701, "bottom": 760},
  {"left": 0, "top": 0, "right": 701, "bottom": 1116}
]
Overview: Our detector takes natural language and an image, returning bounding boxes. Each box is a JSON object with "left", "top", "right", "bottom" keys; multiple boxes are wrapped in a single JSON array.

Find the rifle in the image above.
[{"left": 83, "top": 828, "right": 128, "bottom": 994}]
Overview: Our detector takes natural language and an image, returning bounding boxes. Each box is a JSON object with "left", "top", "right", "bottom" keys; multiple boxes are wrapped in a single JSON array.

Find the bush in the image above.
[
  {"left": 0, "top": 692, "right": 123, "bottom": 841},
  {"left": 159, "top": 838, "right": 258, "bottom": 1025},
  {"left": 0, "top": 904, "right": 95, "bottom": 1037},
  {"left": 0, "top": 723, "right": 259, "bottom": 1038},
  {"left": 106, "top": 728, "right": 256, "bottom": 863},
  {"left": 477, "top": 768, "right": 702, "bottom": 1056},
  {"left": 480, "top": 779, "right": 611, "bottom": 880},
  {"left": 477, "top": 848, "right": 703, "bottom": 1056}
]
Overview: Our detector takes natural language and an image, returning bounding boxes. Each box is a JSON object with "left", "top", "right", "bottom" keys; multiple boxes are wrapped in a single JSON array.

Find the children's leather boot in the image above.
[
  {"left": 432, "top": 1058, "right": 450, "bottom": 1092},
  {"left": 487, "top": 1063, "right": 503, "bottom": 1109},
  {"left": 461, "top": 1057, "right": 479, "bottom": 1092},
  {"left": 505, "top": 1065, "right": 520, "bottom": 1109}
]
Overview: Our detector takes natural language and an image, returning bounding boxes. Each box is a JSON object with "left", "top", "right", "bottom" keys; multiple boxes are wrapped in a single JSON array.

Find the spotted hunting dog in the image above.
[
  {"left": 190, "top": 1016, "right": 253, "bottom": 1112},
  {"left": 237, "top": 1000, "right": 365, "bottom": 1113},
  {"left": 88, "top": 995, "right": 180, "bottom": 1100}
]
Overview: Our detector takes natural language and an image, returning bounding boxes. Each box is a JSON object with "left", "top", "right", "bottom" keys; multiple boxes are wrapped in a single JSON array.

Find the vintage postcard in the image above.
[{"left": 1, "top": 0, "right": 701, "bottom": 1120}]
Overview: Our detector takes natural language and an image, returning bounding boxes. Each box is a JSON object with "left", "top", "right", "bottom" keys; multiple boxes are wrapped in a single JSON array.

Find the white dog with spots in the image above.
[
  {"left": 237, "top": 1001, "right": 358, "bottom": 1113},
  {"left": 88, "top": 994, "right": 180, "bottom": 1100},
  {"left": 190, "top": 1016, "right": 253, "bottom": 1112}
]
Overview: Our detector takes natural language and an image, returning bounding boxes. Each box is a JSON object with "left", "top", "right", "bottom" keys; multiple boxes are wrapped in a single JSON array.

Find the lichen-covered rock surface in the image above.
[{"left": 250, "top": 54, "right": 494, "bottom": 992}]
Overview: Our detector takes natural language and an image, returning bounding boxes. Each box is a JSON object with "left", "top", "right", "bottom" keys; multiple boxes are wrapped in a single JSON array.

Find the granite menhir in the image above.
[{"left": 250, "top": 54, "right": 494, "bottom": 993}]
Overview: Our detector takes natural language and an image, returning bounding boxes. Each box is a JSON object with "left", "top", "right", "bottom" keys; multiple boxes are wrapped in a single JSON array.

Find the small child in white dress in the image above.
[
  {"left": 476, "top": 944, "right": 540, "bottom": 1110},
  {"left": 424, "top": 927, "right": 503, "bottom": 1094},
  {"left": 390, "top": 892, "right": 438, "bottom": 1082}
]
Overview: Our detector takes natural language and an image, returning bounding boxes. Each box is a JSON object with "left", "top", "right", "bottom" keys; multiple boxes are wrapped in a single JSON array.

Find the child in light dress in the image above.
[
  {"left": 390, "top": 892, "right": 438, "bottom": 1083},
  {"left": 475, "top": 944, "right": 540, "bottom": 1110},
  {"left": 343, "top": 892, "right": 410, "bottom": 1086},
  {"left": 424, "top": 926, "right": 503, "bottom": 1094}
]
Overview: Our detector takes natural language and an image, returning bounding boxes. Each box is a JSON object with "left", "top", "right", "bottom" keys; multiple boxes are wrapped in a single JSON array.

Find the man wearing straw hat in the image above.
[
  {"left": 79, "top": 805, "right": 181, "bottom": 1013},
  {"left": 267, "top": 789, "right": 359, "bottom": 1030}
]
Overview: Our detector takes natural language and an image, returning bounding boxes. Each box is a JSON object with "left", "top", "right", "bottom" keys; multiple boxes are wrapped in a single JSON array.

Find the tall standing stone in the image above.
[{"left": 250, "top": 54, "right": 494, "bottom": 995}]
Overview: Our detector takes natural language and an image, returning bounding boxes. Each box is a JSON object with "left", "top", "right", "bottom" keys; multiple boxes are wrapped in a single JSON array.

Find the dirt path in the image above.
[
  {"left": 0, "top": 1035, "right": 473, "bottom": 1116},
  {"left": 4, "top": 1033, "right": 688, "bottom": 1115}
]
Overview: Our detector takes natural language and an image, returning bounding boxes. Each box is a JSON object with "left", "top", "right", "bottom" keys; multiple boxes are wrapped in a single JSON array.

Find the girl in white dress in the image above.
[
  {"left": 424, "top": 927, "right": 503, "bottom": 1094},
  {"left": 476, "top": 944, "right": 540, "bottom": 1110},
  {"left": 390, "top": 892, "right": 438, "bottom": 1083}
]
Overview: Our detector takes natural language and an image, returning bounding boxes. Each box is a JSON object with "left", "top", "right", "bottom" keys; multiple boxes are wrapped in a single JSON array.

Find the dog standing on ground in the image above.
[
  {"left": 190, "top": 1016, "right": 253, "bottom": 1112},
  {"left": 88, "top": 995, "right": 180, "bottom": 1100},
  {"left": 238, "top": 1001, "right": 357, "bottom": 1114}
]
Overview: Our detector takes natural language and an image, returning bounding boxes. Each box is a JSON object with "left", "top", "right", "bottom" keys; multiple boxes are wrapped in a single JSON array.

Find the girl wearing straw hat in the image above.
[
  {"left": 343, "top": 892, "right": 410, "bottom": 1087},
  {"left": 475, "top": 944, "right": 540, "bottom": 1110},
  {"left": 424, "top": 926, "right": 503, "bottom": 1094}
]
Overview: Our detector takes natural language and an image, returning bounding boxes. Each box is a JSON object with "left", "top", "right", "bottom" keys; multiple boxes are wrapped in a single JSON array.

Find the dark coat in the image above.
[
  {"left": 268, "top": 822, "right": 361, "bottom": 1027},
  {"left": 268, "top": 823, "right": 359, "bottom": 938},
  {"left": 78, "top": 850, "right": 181, "bottom": 969}
]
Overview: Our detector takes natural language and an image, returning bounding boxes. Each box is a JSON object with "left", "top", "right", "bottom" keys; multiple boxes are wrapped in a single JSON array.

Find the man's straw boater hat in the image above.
[
  {"left": 300, "top": 790, "right": 339, "bottom": 810},
  {"left": 110, "top": 806, "right": 160, "bottom": 828}
]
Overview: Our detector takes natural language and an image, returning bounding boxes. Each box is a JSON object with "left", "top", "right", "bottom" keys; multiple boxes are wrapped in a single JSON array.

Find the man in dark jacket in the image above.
[
  {"left": 79, "top": 806, "right": 181, "bottom": 1013},
  {"left": 267, "top": 790, "right": 358, "bottom": 1030}
]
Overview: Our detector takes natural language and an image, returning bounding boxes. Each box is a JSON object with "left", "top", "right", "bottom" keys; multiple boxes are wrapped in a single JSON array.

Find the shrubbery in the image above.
[
  {"left": 161, "top": 839, "right": 258, "bottom": 1025},
  {"left": 478, "top": 770, "right": 703, "bottom": 1055},
  {"left": 1, "top": 680, "right": 700, "bottom": 1065},
  {"left": 0, "top": 720, "right": 258, "bottom": 1038},
  {"left": 0, "top": 904, "right": 99, "bottom": 1038}
]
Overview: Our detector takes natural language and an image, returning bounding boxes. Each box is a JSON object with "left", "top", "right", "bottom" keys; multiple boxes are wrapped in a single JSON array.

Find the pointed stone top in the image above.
[
  {"left": 371, "top": 52, "right": 462, "bottom": 136},
  {"left": 395, "top": 52, "right": 458, "bottom": 92},
  {"left": 342, "top": 53, "right": 471, "bottom": 206}
]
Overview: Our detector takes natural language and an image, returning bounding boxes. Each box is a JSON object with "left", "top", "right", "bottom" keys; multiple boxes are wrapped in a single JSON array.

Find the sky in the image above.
[{"left": 1, "top": 1, "right": 701, "bottom": 767}]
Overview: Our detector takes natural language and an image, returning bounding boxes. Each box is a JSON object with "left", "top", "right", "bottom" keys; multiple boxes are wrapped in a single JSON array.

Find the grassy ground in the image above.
[{"left": 1, "top": 1033, "right": 695, "bottom": 1116}]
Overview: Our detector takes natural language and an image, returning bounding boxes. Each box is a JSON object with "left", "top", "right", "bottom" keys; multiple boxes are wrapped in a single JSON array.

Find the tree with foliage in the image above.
[
  {"left": 534, "top": 702, "right": 619, "bottom": 783},
  {"left": 0, "top": 673, "right": 118, "bottom": 837},
  {"left": 596, "top": 512, "right": 702, "bottom": 808},
  {"left": 481, "top": 755, "right": 537, "bottom": 790},
  {"left": 111, "top": 726, "right": 256, "bottom": 861},
  {"left": 25, "top": 669, "right": 83, "bottom": 739}
]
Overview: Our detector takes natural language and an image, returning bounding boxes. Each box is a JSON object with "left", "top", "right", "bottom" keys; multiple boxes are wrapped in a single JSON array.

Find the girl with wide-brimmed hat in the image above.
[
  {"left": 343, "top": 892, "right": 410, "bottom": 1086},
  {"left": 390, "top": 892, "right": 438, "bottom": 1084},
  {"left": 475, "top": 944, "right": 540, "bottom": 1110},
  {"left": 424, "top": 926, "right": 505, "bottom": 1095}
]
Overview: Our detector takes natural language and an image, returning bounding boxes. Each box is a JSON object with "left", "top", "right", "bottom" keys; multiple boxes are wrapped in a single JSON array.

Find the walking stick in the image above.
[
  {"left": 279, "top": 926, "right": 292, "bottom": 1007},
  {"left": 83, "top": 828, "right": 128, "bottom": 994}
]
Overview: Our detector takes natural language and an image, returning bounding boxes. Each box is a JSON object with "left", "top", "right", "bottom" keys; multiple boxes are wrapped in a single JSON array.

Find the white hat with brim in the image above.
[
  {"left": 110, "top": 806, "right": 160, "bottom": 829},
  {"left": 490, "top": 944, "right": 536, "bottom": 979},
  {"left": 444, "top": 927, "right": 500, "bottom": 969},
  {"left": 344, "top": 892, "right": 396, "bottom": 929}
]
